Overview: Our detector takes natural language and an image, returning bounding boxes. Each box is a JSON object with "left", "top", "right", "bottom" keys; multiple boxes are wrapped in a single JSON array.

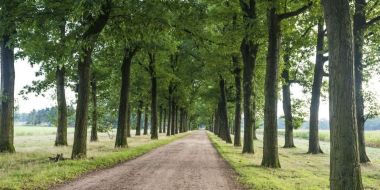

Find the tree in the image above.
[
  {"left": 90, "top": 74, "right": 98, "bottom": 142},
  {"left": 115, "top": 47, "right": 138, "bottom": 147},
  {"left": 239, "top": 0, "right": 260, "bottom": 154},
  {"left": 308, "top": 17, "right": 327, "bottom": 154},
  {"left": 262, "top": 0, "right": 311, "bottom": 168},
  {"left": 0, "top": 1, "right": 18, "bottom": 153},
  {"left": 322, "top": 0, "right": 364, "bottom": 188},
  {"left": 71, "top": 0, "right": 112, "bottom": 159}
]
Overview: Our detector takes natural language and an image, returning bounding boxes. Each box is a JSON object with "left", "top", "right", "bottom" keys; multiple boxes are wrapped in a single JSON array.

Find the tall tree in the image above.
[
  {"left": 0, "top": 10, "right": 16, "bottom": 153},
  {"left": 143, "top": 105, "right": 149, "bottom": 135},
  {"left": 148, "top": 52, "right": 158, "bottom": 139},
  {"left": 136, "top": 100, "right": 143, "bottom": 136},
  {"left": 308, "top": 17, "right": 327, "bottom": 154},
  {"left": 240, "top": 0, "right": 259, "bottom": 154},
  {"left": 90, "top": 74, "right": 98, "bottom": 142},
  {"left": 115, "top": 47, "right": 138, "bottom": 147},
  {"left": 322, "top": 0, "right": 363, "bottom": 188},
  {"left": 71, "top": 0, "right": 112, "bottom": 159},
  {"left": 261, "top": 0, "right": 311, "bottom": 168},
  {"left": 352, "top": 0, "right": 380, "bottom": 163}
]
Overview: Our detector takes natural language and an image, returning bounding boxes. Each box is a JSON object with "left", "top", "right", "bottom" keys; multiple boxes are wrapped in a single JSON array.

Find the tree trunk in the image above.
[
  {"left": 71, "top": 1, "right": 111, "bottom": 159},
  {"left": 127, "top": 105, "right": 131, "bottom": 137},
  {"left": 240, "top": 0, "right": 259, "bottom": 154},
  {"left": 262, "top": 5, "right": 281, "bottom": 168},
  {"left": 241, "top": 37, "right": 258, "bottom": 153},
  {"left": 233, "top": 56, "right": 242, "bottom": 146},
  {"left": 72, "top": 49, "right": 91, "bottom": 159},
  {"left": 163, "top": 108, "right": 166, "bottom": 133},
  {"left": 167, "top": 92, "right": 172, "bottom": 136},
  {"left": 90, "top": 74, "right": 98, "bottom": 142},
  {"left": 354, "top": 0, "right": 370, "bottom": 163},
  {"left": 171, "top": 102, "right": 175, "bottom": 135},
  {"left": 214, "top": 109, "right": 219, "bottom": 135},
  {"left": 323, "top": 0, "right": 363, "bottom": 189},
  {"left": 159, "top": 106, "right": 163, "bottom": 133},
  {"left": 143, "top": 105, "right": 148, "bottom": 135},
  {"left": 0, "top": 34, "right": 15, "bottom": 153},
  {"left": 175, "top": 105, "right": 179, "bottom": 134},
  {"left": 55, "top": 21, "right": 68, "bottom": 146},
  {"left": 115, "top": 48, "right": 135, "bottom": 147},
  {"left": 149, "top": 53, "right": 158, "bottom": 139},
  {"left": 136, "top": 100, "right": 143, "bottom": 136},
  {"left": 308, "top": 18, "right": 325, "bottom": 154},
  {"left": 55, "top": 66, "right": 68, "bottom": 146},
  {"left": 219, "top": 77, "right": 232, "bottom": 143},
  {"left": 282, "top": 52, "right": 295, "bottom": 148}
]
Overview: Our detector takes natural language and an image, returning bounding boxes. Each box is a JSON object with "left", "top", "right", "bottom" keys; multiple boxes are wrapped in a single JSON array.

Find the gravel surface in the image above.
[{"left": 53, "top": 130, "right": 244, "bottom": 190}]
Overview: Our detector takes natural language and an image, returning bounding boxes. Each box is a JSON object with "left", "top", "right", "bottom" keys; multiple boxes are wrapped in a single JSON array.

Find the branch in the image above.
[
  {"left": 366, "top": 15, "right": 380, "bottom": 27},
  {"left": 278, "top": 2, "right": 312, "bottom": 20}
]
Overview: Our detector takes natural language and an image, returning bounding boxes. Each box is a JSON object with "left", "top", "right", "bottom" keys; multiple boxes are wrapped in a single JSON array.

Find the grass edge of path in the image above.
[{"left": 3, "top": 132, "right": 191, "bottom": 190}]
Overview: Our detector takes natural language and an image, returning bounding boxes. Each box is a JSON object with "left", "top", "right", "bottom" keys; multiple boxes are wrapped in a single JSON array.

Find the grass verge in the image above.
[
  {"left": 207, "top": 132, "right": 380, "bottom": 190},
  {"left": 0, "top": 132, "right": 190, "bottom": 190}
]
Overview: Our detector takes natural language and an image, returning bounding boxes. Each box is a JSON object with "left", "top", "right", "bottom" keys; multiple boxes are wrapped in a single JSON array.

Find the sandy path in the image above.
[{"left": 53, "top": 130, "right": 244, "bottom": 190}]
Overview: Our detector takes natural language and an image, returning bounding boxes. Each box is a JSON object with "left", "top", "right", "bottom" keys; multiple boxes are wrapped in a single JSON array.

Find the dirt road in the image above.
[{"left": 54, "top": 130, "right": 244, "bottom": 190}]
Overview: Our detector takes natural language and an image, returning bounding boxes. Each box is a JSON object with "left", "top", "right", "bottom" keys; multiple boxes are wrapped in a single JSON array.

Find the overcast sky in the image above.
[{"left": 15, "top": 58, "right": 76, "bottom": 113}]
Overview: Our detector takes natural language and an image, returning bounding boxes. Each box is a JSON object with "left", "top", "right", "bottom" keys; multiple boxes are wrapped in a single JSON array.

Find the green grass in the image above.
[
  {"left": 208, "top": 132, "right": 380, "bottom": 190},
  {"left": 0, "top": 126, "right": 190, "bottom": 190},
  {"left": 273, "top": 129, "right": 380, "bottom": 148}
]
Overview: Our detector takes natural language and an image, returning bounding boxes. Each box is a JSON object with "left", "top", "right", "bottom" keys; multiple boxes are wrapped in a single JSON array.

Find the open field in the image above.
[
  {"left": 208, "top": 132, "right": 380, "bottom": 190},
  {"left": 0, "top": 126, "right": 189, "bottom": 189},
  {"left": 258, "top": 129, "right": 380, "bottom": 148}
]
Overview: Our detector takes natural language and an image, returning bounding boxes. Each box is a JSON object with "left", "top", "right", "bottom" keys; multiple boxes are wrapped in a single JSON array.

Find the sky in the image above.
[
  {"left": 15, "top": 58, "right": 76, "bottom": 113},
  {"left": 14, "top": 58, "right": 380, "bottom": 120}
]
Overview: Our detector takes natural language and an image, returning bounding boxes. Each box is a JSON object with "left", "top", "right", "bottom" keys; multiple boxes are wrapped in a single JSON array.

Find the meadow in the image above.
[
  {"left": 209, "top": 132, "right": 380, "bottom": 190},
  {"left": 275, "top": 129, "right": 380, "bottom": 148},
  {"left": 0, "top": 126, "right": 189, "bottom": 189}
]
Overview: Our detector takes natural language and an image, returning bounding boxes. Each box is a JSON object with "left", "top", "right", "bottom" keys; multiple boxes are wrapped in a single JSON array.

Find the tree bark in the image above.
[
  {"left": 175, "top": 105, "right": 179, "bottom": 134},
  {"left": 233, "top": 56, "right": 242, "bottom": 147},
  {"left": 127, "top": 105, "right": 131, "bottom": 137},
  {"left": 163, "top": 108, "right": 166, "bottom": 133},
  {"left": 219, "top": 77, "right": 232, "bottom": 143},
  {"left": 240, "top": 0, "right": 259, "bottom": 154},
  {"left": 55, "top": 21, "right": 68, "bottom": 146},
  {"left": 167, "top": 90, "right": 172, "bottom": 136},
  {"left": 115, "top": 48, "right": 136, "bottom": 147},
  {"left": 0, "top": 34, "right": 15, "bottom": 153},
  {"left": 71, "top": 0, "right": 111, "bottom": 159},
  {"left": 143, "top": 105, "right": 148, "bottom": 135},
  {"left": 282, "top": 52, "right": 295, "bottom": 148},
  {"left": 171, "top": 101, "right": 175, "bottom": 135},
  {"left": 262, "top": 4, "right": 281, "bottom": 168},
  {"left": 323, "top": 0, "right": 364, "bottom": 189},
  {"left": 354, "top": 0, "right": 370, "bottom": 163},
  {"left": 159, "top": 106, "right": 163, "bottom": 133},
  {"left": 149, "top": 53, "right": 158, "bottom": 139},
  {"left": 136, "top": 100, "right": 143, "bottom": 136},
  {"left": 55, "top": 66, "right": 68, "bottom": 146},
  {"left": 308, "top": 18, "right": 325, "bottom": 154},
  {"left": 90, "top": 74, "right": 98, "bottom": 142}
]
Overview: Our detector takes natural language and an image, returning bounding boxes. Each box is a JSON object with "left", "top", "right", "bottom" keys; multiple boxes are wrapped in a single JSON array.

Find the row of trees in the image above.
[
  {"left": 1, "top": 0, "right": 379, "bottom": 189},
  {"left": 0, "top": 0, "right": 202, "bottom": 158},
  {"left": 204, "top": 0, "right": 380, "bottom": 189}
]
